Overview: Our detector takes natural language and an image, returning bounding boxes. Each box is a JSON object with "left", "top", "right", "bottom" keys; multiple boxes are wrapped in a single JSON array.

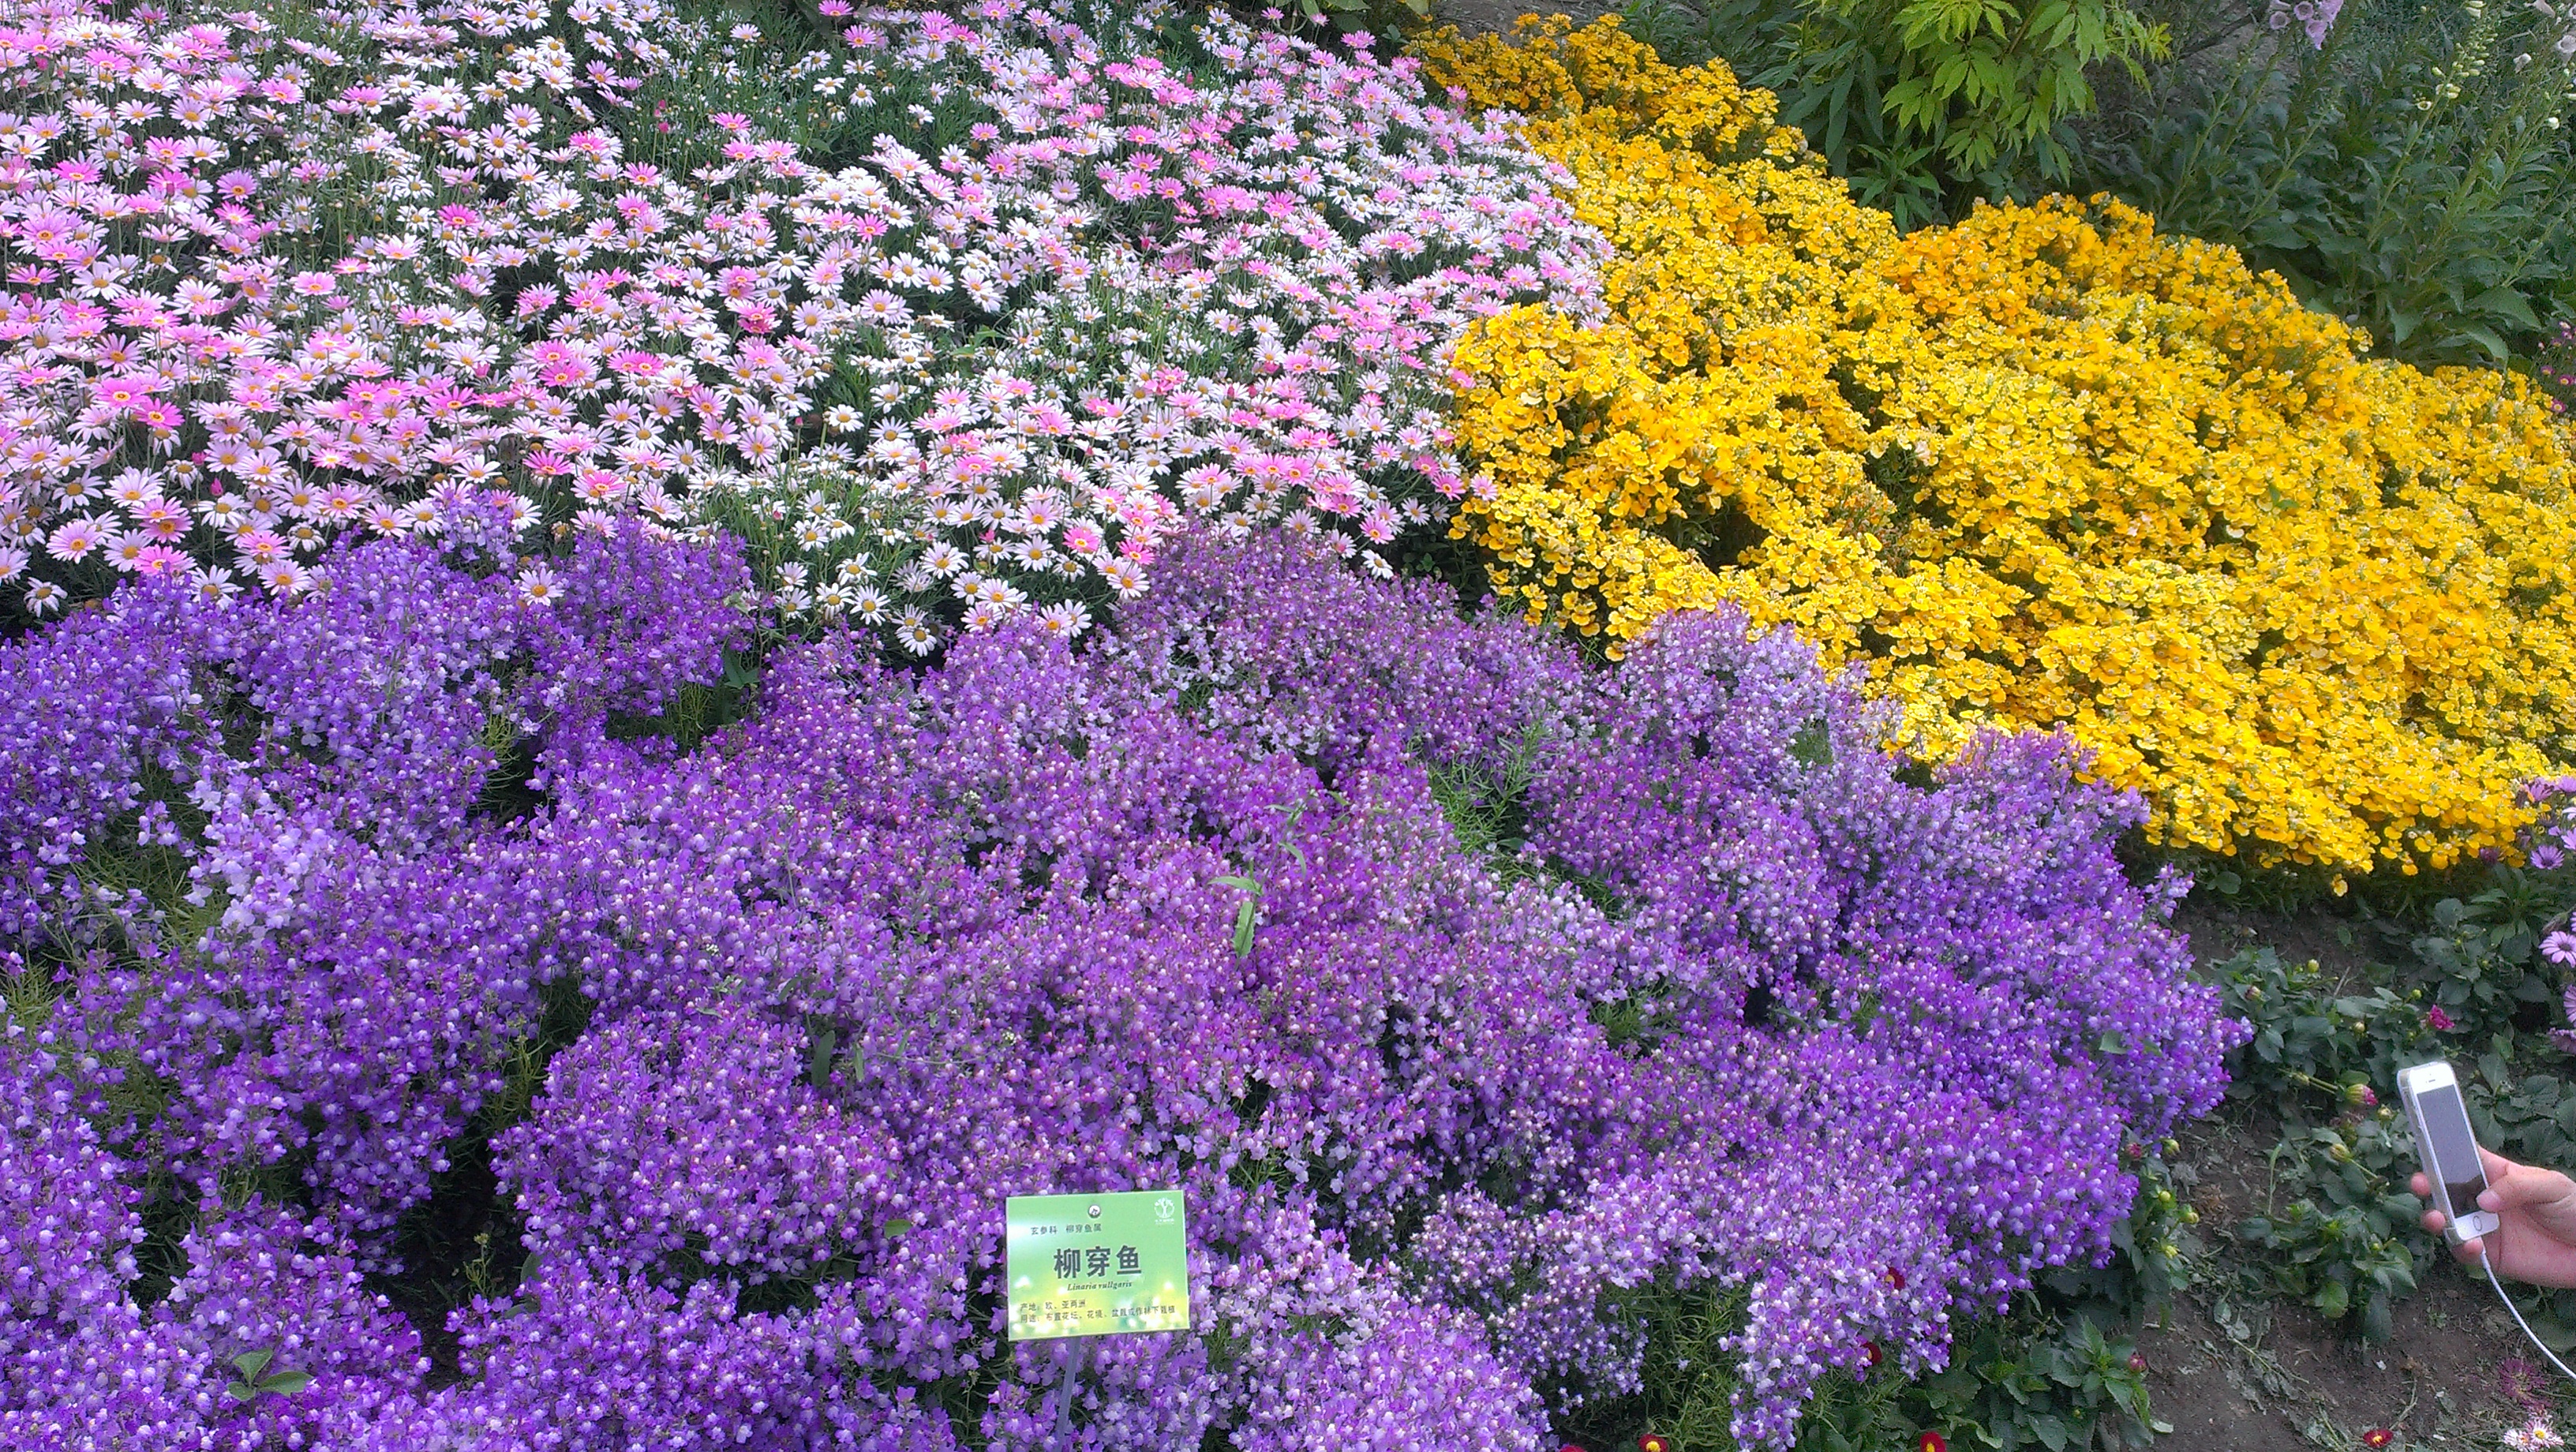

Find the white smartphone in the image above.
[{"left": 2398, "top": 1060, "right": 2503, "bottom": 1246}]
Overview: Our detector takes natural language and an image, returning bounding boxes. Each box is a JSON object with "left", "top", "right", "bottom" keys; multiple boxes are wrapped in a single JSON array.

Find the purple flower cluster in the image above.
[
  {"left": 1, "top": 530, "right": 2234, "bottom": 1447},
  {"left": 2265, "top": 0, "right": 2343, "bottom": 47}
]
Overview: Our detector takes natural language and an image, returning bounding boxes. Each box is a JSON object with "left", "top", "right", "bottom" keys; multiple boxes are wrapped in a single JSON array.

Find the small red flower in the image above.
[
  {"left": 2128, "top": 1353, "right": 2149, "bottom": 1373},
  {"left": 1919, "top": 1433, "right": 1948, "bottom": 1452},
  {"left": 1864, "top": 1340, "right": 1884, "bottom": 1368},
  {"left": 1886, "top": 1267, "right": 1907, "bottom": 1290},
  {"left": 2362, "top": 1431, "right": 2394, "bottom": 1450},
  {"left": 1637, "top": 1436, "right": 1671, "bottom": 1452}
]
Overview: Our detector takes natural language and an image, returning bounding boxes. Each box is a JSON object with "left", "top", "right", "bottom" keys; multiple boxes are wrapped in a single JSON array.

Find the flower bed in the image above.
[
  {"left": 2, "top": 521, "right": 2233, "bottom": 1446},
  {"left": 1417, "top": 17, "right": 2576, "bottom": 875},
  {"left": 0, "top": 0, "right": 1597, "bottom": 638},
  {"left": 0, "top": 1, "right": 2257, "bottom": 1445}
]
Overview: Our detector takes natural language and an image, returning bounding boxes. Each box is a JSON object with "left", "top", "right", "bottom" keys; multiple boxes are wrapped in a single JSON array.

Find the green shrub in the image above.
[
  {"left": 2217, "top": 947, "right": 2432, "bottom": 1340},
  {"left": 2080, "top": 0, "right": 2576, "bottom": 366},
  {"left": 1283, "top": 0, "right": 1435, "bottom": 36},
  {"left": 1622, "top": 0, "right": 2166, "bottom": 226}
]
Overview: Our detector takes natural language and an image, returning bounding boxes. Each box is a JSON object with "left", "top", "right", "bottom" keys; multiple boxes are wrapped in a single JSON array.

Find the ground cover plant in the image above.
[
  {"left": 2099, "top": 807, "right": 2576, "bottom": 1450},
  {"left": 1416, "top": 14, "right": 2576, "bottom": 877},
  {"left": 0, "top": 515, "right": 2237, "bottom": 1447}
]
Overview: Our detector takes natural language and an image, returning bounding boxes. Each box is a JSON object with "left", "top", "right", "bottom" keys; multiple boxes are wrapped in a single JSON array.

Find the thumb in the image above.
[{"left": 2481, "top": 1162, "right": 2574, "bottom": 1214}]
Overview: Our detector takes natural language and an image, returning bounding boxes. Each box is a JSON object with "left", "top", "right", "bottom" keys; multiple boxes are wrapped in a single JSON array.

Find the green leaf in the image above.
[
  {"left": 2249, "top": 217, "right": 2310, "bottom": 251},
  {"left": 805, "top": 1023, "right": 839, "bottom": 1091},
  {"left": 1968, "top": 53, "right": 2011, "bottom": 103},
  {"left": 223, "top": 1346, "right": 309, "bottom": 1402}
]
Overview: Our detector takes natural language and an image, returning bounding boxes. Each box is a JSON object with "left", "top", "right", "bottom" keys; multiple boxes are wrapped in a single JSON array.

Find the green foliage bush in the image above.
[
  {"left": 1627, "top": 0, "right": 2576, "bottom": 365},
  {"left": 1623, "top": 0, "right": 2165, "bottom": 226},
  {"left": 2082, "top": 0, "right": 2576, "bottom": 367},
  {"left": 1284, "top": 0, "right": 1435, "bottom": 35}
]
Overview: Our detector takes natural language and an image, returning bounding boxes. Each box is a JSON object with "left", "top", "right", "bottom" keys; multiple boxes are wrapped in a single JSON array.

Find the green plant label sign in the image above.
[{"left": 1004, "top": 1190, "right": 1190, "bottom": 1342}]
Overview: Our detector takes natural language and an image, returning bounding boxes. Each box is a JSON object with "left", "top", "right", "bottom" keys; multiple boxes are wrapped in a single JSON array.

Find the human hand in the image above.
[{"left": 2415, "top": 1147, "right": 2576, "bottom": 1288}]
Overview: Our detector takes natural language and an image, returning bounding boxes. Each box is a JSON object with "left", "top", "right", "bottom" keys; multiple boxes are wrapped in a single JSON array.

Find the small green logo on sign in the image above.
[{"left": 1005, "top": 1190, "right": 1190, "bottom": 1341}]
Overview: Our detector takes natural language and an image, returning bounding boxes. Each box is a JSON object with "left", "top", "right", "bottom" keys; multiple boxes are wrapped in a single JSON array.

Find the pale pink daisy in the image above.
[
  {"left": 1032, "top": 601, "right": 1091, "bottom": 638},
  {"left": 46, "top": 515, "right": 108, "bottom": 563},
  {"left": 1099, "top": 557, "right": 1148, "bottom": 598},
  {"left": 893, "top": 608, "right": 942, "bottom": 655},
  {"left": 235, "top": 530, "right": 289, "bottom": 566},
  {"left": 102, "top": 530, "right": 156, "bottom": 571},
  {"left": 133, "top": 499, "right": 191, "bottom": 539},
  {"left": 191, "top": 566, "right": 243, "bottom": 605},
  {"left": 129, "top": 544, "right": 186, "bottom": 577}
]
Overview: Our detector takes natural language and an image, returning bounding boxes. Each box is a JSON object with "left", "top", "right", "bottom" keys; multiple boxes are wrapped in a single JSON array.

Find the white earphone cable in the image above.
[{"left": 2482, "top": 1243, "right": 2576, "bottom": 1383}]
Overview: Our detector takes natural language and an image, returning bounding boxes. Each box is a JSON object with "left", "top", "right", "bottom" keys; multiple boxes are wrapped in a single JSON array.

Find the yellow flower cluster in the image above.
[{"left": 1415, "top": 17, "right": 2576, "bottom": 872}]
